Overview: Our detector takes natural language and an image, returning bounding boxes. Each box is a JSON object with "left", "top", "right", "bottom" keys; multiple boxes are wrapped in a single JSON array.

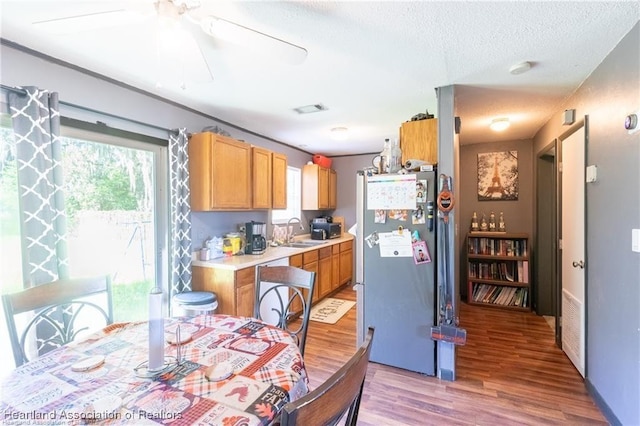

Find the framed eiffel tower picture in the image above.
[{"left": 477, "top": 151, "right": 519, "bottom": 201}]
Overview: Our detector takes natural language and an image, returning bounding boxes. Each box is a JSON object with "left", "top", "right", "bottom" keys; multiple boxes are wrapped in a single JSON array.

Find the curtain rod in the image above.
[{"left": 1, "top": 84, "right": 175, "bottom": 135}]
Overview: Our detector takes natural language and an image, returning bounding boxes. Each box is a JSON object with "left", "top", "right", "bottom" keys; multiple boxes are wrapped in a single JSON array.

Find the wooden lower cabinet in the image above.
[
  {"left": 339, "top": 240, "right": 353, "bottom": 285},
  {"left": 235, "top": 267, "right": 256, "bottom": 317},
  {"left": 290, "top": 241, "right": 353, "bottom": 309},
  {"left": 193, "top": 240, "right": 354, "bottom": 319},
  {"left": 289, "top": 254, "right": 304, "bottom": 314},
  {"left": 331, "top": 244, "right": 341, "bottom": 291},
  {"left": 317, "top": 247, "right": 332, "bottom": 299},
  {"left": 191, "top": 265, "right": 255, "bottom": 317},
  {"left": 287, "top": 251, "right": 318, "bottom": 314},
  {"left": 302, "top": 250, "right": 319, "bottom": 303}
]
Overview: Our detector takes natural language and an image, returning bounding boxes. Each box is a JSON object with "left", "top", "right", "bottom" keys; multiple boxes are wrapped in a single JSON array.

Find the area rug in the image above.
[{"left": 309, "top": 298, "right": 356, "bottom": 324}]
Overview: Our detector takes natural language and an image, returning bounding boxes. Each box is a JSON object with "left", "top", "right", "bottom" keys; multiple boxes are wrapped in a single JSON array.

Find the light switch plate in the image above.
[
  {"left": 632, "top": 229, "right": 640, "bottom": 253},
  {"left": 586, "top": 165, "right": 597, "bottom": 183}
]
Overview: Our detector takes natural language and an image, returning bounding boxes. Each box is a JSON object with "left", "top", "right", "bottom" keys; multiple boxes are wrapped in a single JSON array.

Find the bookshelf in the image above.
[{"left": 466, "top": 232, "right": 530, "bottom": 311}]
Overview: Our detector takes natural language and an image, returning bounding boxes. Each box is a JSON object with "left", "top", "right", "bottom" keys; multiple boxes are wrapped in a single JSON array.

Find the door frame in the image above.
[
  {"left": 557, "top": 117, "right": 588, "bottom": 377},
  {"left": 535, "top": 139, "right": 560, "bottom": 345}
]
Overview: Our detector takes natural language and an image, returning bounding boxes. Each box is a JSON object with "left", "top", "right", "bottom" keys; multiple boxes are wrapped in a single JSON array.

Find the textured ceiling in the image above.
[{"left": 1, "top": 1, "right": 638, "bottom": 156}]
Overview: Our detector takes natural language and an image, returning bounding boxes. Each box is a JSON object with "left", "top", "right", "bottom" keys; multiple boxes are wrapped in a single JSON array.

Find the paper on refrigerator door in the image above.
[
  {"left": 378, "top": 230, "right": 413, "bottom": 257},
  {"left": 366, "top": 174, "right": 417, "bottom": 210}
]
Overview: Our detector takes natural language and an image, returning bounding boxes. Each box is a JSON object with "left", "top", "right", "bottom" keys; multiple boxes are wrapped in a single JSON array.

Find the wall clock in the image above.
[{"left": 372, "top": 155, "right": 381, "bottom": 169}]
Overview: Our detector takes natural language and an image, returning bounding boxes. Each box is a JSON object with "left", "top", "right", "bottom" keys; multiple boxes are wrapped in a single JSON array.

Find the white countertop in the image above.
[{"left": 192, "top": 234, "right": 354, "bottom": 271}]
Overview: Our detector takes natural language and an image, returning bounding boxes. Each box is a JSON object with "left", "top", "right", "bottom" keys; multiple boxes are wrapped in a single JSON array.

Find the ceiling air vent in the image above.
[{"left": 293, "top": 104, "right": 327, "bottom": 114}]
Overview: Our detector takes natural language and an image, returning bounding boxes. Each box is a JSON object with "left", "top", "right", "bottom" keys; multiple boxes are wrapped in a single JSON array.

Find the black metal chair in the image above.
[
  {"left": 2, "top": 275, "right": 113, "bottom": 367},
  {"left": 279, "top": 326, "right": 375, "bottom": 426},
  {"left": 254, "top": 265, "right": 316, "bottom": 357}
]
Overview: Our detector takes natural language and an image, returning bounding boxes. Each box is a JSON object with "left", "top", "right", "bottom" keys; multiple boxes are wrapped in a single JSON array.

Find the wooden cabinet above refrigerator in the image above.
[{"left": 399, "top": 118, "right": 438, "bottom": 166}]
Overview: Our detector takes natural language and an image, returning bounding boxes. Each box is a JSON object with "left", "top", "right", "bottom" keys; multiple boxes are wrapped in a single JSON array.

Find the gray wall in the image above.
[
  {"left": 332, "top": 154, "right": 375, "bottom": 231},
  {"left": 0, "top": 43, "right": 317, "bottom": 250},
  {"left": 532, "top": 23, "right": 639, "bottom": 425},
  {"left": 458, "top": 139, "right": 534, "bottom": 298}
]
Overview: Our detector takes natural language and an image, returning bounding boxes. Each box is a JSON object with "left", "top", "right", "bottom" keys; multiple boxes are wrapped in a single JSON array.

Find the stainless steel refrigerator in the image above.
[{"left": 355, "top": 170, "right": 437, "bottom": 375}]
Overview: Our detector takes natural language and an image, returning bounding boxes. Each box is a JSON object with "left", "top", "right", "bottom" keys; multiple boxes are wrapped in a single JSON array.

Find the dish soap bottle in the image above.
[
  {"left": 388, "top": 138, "right": 402, "bottom": 173},
  {"left": 379, "top": 138, "right": 391, "bottom": 174}
]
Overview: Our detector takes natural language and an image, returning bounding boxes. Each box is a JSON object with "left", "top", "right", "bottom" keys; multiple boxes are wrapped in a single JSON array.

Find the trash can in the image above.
[{"left": 172, "top": 291, "right": 218, "bottom": 317}]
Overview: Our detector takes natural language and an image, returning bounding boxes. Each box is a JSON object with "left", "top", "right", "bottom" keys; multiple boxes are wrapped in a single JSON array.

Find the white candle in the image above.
[{"left": 148, "top": 289, "right": 164, "bottom": 371}]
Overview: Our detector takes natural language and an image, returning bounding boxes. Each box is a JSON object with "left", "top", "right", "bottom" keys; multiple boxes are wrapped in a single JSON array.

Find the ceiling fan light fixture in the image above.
[
  {"left": 32, "top": 9, "right": 147, "bottom": 34},
  {"left": 200, "top": 15, "right": 307, "bottom": 65},
  {"left": 490, "top": 117, "right": 510, "bottom": 132},
  {"left": 200, "top": 16, "right": 250, "bottom": 44}
]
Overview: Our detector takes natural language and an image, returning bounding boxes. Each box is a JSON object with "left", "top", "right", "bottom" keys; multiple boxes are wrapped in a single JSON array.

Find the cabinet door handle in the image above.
[{"left": 572, "top": 260, "right": 585, "bottom": 269}]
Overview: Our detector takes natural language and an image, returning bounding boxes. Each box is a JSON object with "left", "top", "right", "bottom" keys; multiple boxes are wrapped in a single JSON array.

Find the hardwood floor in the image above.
[{"left": 303, "top": 286, "right": 607, "bottom": 425}]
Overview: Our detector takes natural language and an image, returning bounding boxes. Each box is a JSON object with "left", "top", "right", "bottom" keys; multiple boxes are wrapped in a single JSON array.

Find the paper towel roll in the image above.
[
  {"left": 148, "top": 289, "right": 164, "bottom": 371},
  {"left": 404, "top": 159, "right": 429, "bottom": 170}
]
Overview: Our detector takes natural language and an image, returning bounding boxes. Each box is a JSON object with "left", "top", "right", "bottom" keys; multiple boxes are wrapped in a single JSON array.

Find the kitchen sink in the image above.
[{"left": 282, "top": 240, "right": 329, "bottom": 248}]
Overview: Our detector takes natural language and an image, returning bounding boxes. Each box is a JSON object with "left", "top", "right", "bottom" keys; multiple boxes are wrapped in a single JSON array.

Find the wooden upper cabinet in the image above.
[
  {"left": 189, "top": 132, "right": 252, "bottom": 211},
  {"left": 302, "top": 163, "right": 332, "bottom": 210},
  {"left": 189, "top": 132, "right": 288, "bottom": 211},
  {"left": 399, "top": 118, "right": 438, "bottom": 165},
  {"left": 328, "top": 169, "right": 337, "bottom": 209},
  {"left": 252, "top": 146, "right": 272, "bottom": 209},
  {"left": 272, "top": 152, "right": 288, "bottom": 209}
]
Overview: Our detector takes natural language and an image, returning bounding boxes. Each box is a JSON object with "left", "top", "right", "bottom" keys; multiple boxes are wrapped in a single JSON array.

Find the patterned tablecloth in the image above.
[{"left": 1, "top": 315, "right": 309, "bottom": 425}]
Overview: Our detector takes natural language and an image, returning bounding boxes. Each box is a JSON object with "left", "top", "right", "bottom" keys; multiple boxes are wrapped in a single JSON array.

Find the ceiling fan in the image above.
[{"left": 32, "top": 0, "right": 308, "bottom": 84}]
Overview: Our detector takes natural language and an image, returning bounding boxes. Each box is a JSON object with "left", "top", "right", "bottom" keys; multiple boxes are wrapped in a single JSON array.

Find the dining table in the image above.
[{"left": 0, "top": 314, "right": 310, "bottom": 425}]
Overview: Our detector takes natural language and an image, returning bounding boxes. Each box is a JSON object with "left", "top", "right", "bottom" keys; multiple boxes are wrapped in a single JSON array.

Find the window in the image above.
[
  {"left": 271, "top": 166, "right": 301, "bottom": 224},
  {"left": 0, "top": 119, "right": 22, "bottom": 295},
  {"left": 0, "top": 120, "right": 168, "bottom": 321},
  {"left": 59, "top": 124, "right": 167, "bottom": 323}
]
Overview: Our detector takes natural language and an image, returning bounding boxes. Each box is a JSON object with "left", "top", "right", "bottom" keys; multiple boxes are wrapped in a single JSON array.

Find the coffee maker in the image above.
[{"left": 244, "top": 221, "right": 267, "bottom": 255}]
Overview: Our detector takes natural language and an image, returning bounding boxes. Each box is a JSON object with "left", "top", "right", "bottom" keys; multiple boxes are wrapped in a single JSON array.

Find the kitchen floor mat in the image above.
[{"left": 309, "top": 298, "right": 356, "bottom": 324}]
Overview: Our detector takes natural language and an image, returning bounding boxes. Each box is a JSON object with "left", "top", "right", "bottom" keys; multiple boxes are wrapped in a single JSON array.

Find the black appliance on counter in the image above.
[
  {"left": 310, "top": 222, "right": 342, "bottom": 240},
  {"left": 245, "top": 221, "right": 267, "bottom": 254}
]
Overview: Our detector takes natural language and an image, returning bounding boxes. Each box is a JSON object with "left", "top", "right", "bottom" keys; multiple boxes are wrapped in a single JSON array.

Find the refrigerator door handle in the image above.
[{"left": 356, "top": 172, "right": 365, "bottom": 346}]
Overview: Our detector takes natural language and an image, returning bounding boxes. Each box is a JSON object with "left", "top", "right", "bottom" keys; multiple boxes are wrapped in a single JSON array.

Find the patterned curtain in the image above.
[
  {"left": 169, "top": 128, "right": 192, "bottom": 296},
  {"left": 8, "top": 86, "right": 68, "bottom": 287}
]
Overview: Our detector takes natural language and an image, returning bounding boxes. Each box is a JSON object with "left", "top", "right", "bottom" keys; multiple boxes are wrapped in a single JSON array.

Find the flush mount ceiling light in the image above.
[
  {"left": 509, "top": 61, "right": 532, "bottom": 75},
  {"left": 330, "top": 127, "right": 349, "bottom": 141},
  {"left": 490, "top": 118, "right": 510, "bottom": 132}
]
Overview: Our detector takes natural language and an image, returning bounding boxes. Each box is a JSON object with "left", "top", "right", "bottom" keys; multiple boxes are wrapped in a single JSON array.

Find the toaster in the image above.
[{"left": 311, "top": 222, "right": 341, "bottom": 240}]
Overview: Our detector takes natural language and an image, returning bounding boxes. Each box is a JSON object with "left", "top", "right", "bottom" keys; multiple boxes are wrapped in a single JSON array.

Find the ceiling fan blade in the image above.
[
  {"left": 198, "top": 15, "right": 307, "bottom": 65},
  {"left": 32, "top": 7, "right": 152, "bottom": 35}
]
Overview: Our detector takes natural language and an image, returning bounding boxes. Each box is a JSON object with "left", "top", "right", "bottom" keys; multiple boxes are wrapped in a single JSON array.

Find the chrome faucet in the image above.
[{"left": 286, "top": 217, "right": 304, "bottom": 243}]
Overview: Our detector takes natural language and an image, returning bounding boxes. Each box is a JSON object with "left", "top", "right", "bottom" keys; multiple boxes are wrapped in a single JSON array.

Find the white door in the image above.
[{"left": 561, "top": 126, "right": 586, "bottom": 377}]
